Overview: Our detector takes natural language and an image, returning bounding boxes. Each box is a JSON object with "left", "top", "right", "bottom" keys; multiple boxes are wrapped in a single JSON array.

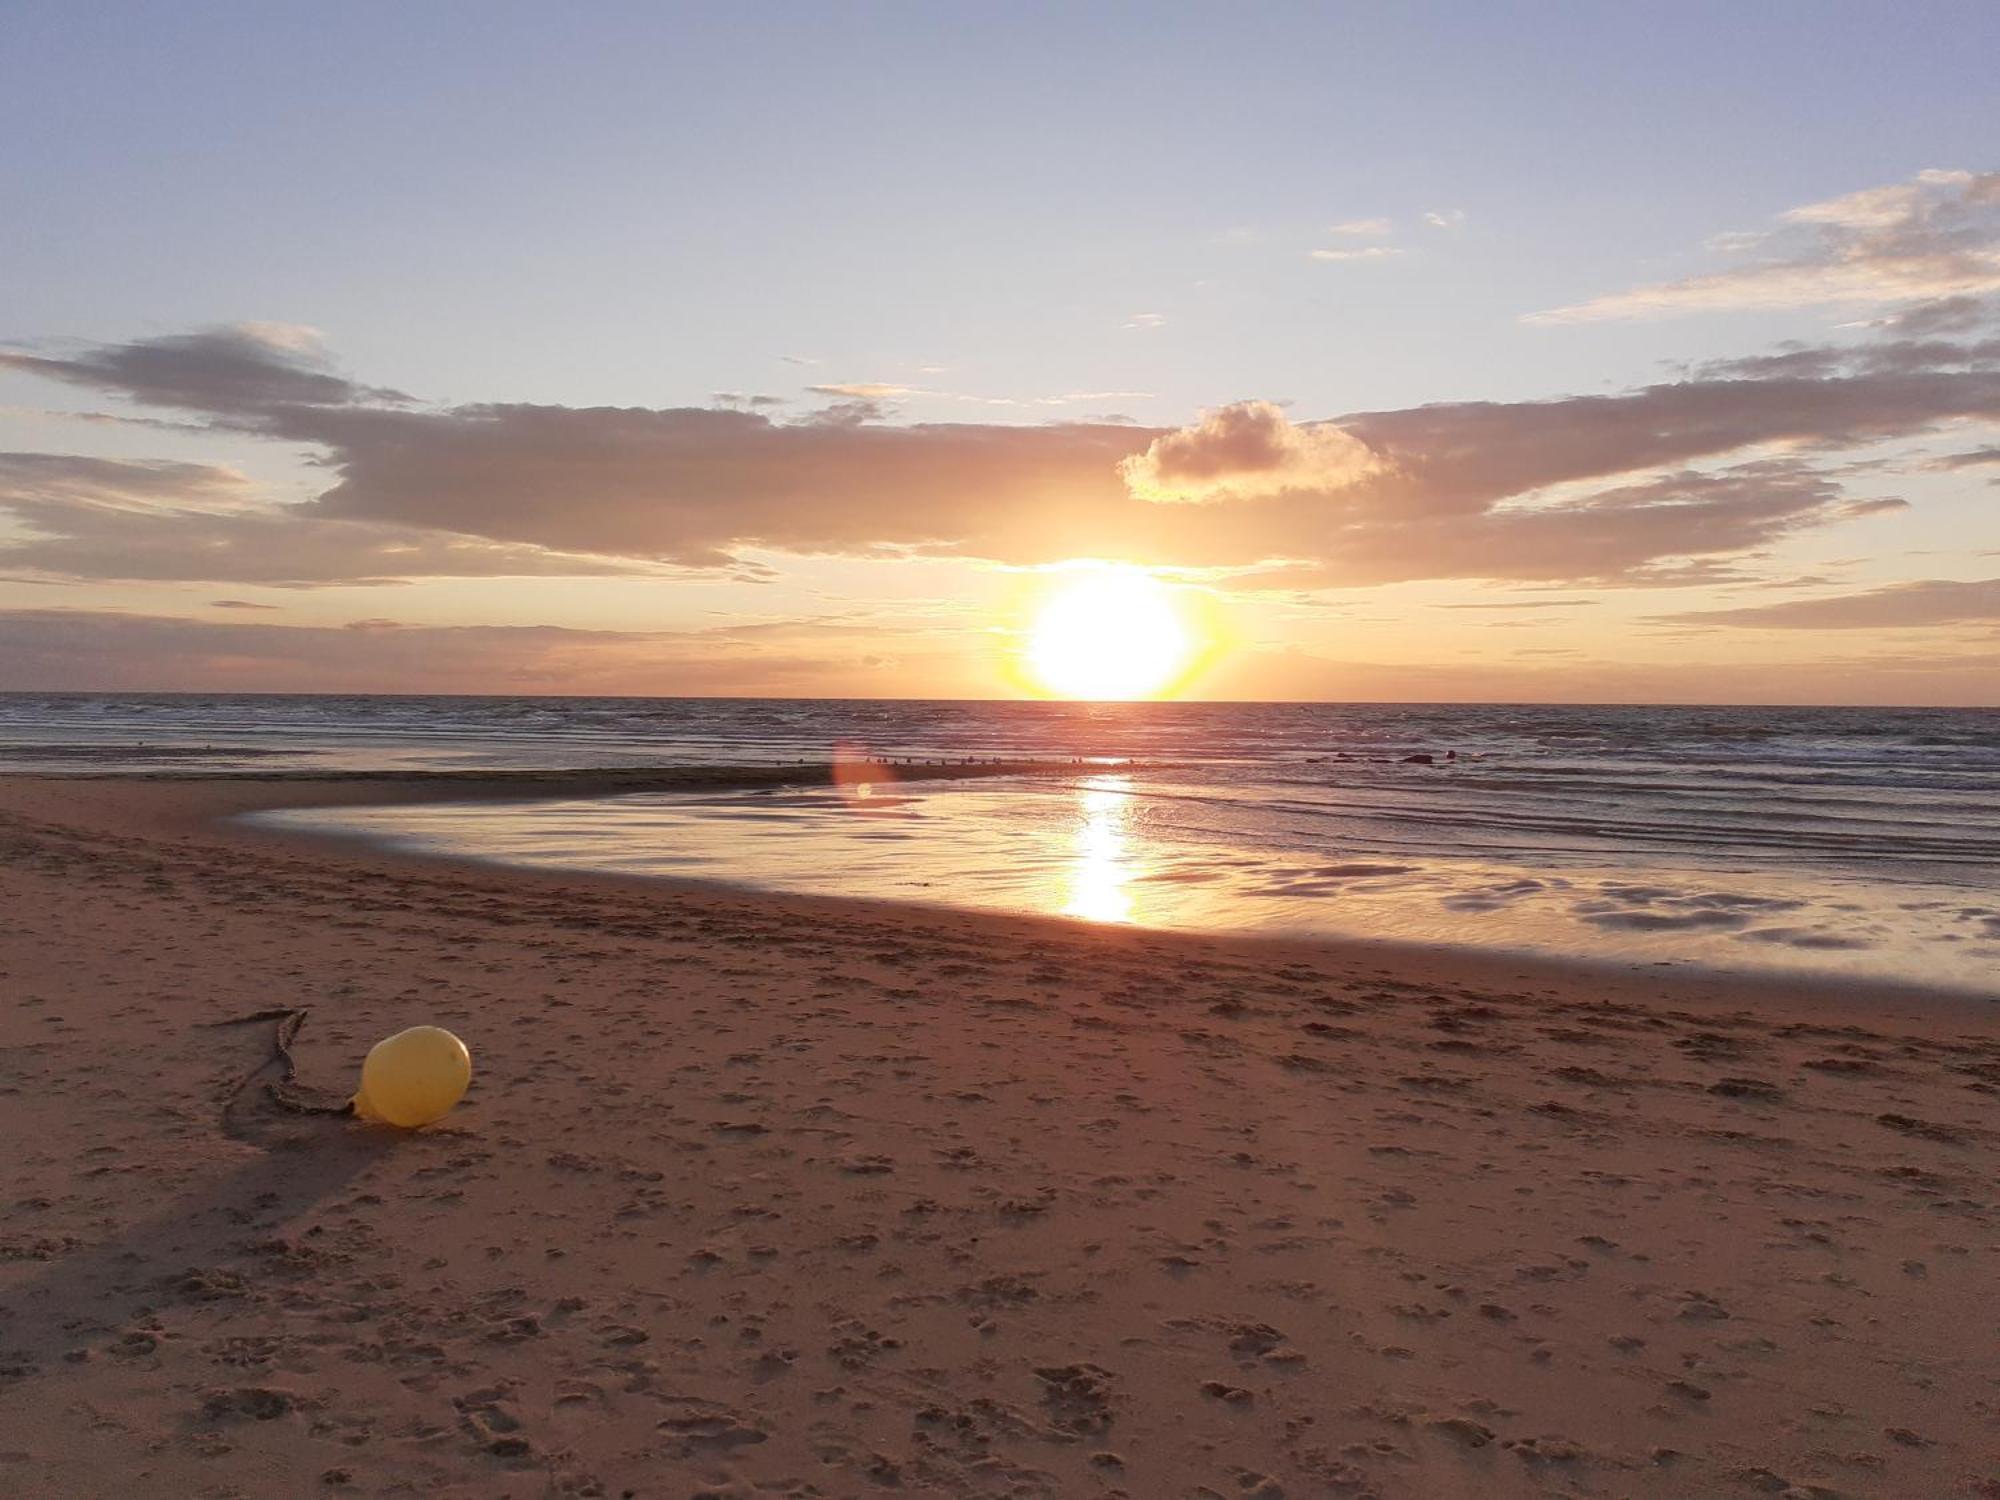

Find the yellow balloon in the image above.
[{"left": 352, "top": 1025, "right": 471, "bottom": 1128}]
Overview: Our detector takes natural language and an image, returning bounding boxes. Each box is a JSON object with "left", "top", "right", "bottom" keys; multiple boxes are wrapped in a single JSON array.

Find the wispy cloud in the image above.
[
  {"left": 0, "top": 607, "right": 936, "bottom": 694},
  {"left": 808, "top": 382, "right": 917, "bottom": 400},
  {"left": 1311, "top": 210, "right": 1455, "bottom": 262},
  {"left": 1438, "top": 599, "right": 1598, "bottom": 610},
  {"left": 1308, "top": 245, "right": 1407, "bottom": 263},
  {"left": 1530, "top": 169, "right": 2000, "bottom": 323},
  {"left": 1938, "top": 445, "right": 2000, "bottom": 470},
  {"left": 805, "top": 381, "right": 1152, "bottom": 412},
  {"left": 1652, "top": 577, "right": 2000, "bottom": 630},
  {"left": 1881, "top": 295, "right": 1995, "bottom": 336},
  {"left": 1123, "top": 312, "right": 1166, "bottom": 329}
]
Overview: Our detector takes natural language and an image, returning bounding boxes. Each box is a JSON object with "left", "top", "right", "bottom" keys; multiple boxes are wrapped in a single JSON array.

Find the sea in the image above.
[{"left": 6, "top": 693, "right": 1998, "bottom": 996}]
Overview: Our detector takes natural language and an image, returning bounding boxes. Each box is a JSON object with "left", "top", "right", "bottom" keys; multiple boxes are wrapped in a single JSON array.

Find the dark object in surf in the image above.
[{"left": 1401, "top": 753, "right": 1435, "bottom": 765}]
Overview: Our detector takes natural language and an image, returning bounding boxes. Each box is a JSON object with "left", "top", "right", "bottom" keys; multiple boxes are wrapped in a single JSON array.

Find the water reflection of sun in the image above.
[{"left": 1063, "top": 774, "right": 1137, "bottom": 923}]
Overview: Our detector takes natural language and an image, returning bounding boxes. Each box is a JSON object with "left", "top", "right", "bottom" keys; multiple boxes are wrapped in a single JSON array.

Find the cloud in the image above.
[
  {"left": 0, "top": 453, "right": 637, "bottom": 585},
  {"left": 1531, "top": 169, "right": 2000, "bottom": 322},
  {"left": 1327, "top": 218, "right": 1392, "bottom": 237},
  {"left": 1423, "top": 209, "right": 1466, "bottom": 230},
  {"left": 1692, "top": 324, "right": 2000, "bottom": 383},
  {"left": 798, "top": 398, "right": 891, "bottom": 429},
  {"left": 1339, "top": 362, "right": 1998, "bottom": 507},
  {"left": 808, "top": 382, "right": 916, "bottom": 400},
  {"left": 10, "top": 604, "right": 1990, "bottom": 704},
  {"left": 1840, "top": 495, "right": 1911, "bottom": 518},
  {"left": 1214, "top": 460, "right": 1871, "bottom": 591},
  {"left": 0, "top": 607, "right": 952, "bottom": 695},
  {"left": 1034, "top": 390, "right": 1154, "bottom": 407},
  {"left": 0, "top": 452, "right": 253, "bottom": 507},
  {"left": 1118, "top": 401, "right": 1383, "bottom": 504},
  {"left": 270, "top": 403, "right": 1148, "bottom": 566},
  {"left": 1438, "top": 599, "right": 1598, "bottom": 610},
  {"left": 1939, "top": 445, "right": 2000, "bottom": 469},
  {"left": 1882, "top": 295, "right": 1997, "bottom": 337},
  {"left": 1309, "top": 246, "right": 1407, "bottom": 263},
  {"left": 1652, "top": 577, "right": 2000, "bottom": 630},
  {"left": 1123, "top": 312, "right": 1167, "bottom": 329},
  {"left": 6, "top": 309, "right": 1999, "bottom": 590},
  {"left": 0, "top": 323, "right": 408, "bottom": 412},
  {"left": 800, "top": 381, "right": 1151, "bottom": 413}
]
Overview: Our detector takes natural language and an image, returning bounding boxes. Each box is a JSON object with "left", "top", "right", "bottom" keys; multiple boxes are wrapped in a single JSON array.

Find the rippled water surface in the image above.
[{"left": 9, "top": 693, "right": 1997, "bottom": 993}]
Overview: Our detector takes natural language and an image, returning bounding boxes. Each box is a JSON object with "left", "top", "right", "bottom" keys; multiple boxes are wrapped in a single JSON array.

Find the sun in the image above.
[{"left": 1025, "top": 565, "right": 1192, "bottom": 700}]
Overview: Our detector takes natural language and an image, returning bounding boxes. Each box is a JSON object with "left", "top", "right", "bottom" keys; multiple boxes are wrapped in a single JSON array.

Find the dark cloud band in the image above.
[{"left": 3, "top": 312, "right": 1997, "bottom": 588}]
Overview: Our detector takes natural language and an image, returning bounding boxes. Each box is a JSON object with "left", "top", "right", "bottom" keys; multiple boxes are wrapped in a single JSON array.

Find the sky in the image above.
[{"left": 2, "top": 0, "right": 1997, "bottom": 704}]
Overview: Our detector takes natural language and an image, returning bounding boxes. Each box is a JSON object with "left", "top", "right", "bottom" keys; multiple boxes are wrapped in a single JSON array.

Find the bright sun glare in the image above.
[{"left": 1026, "top": 567, "right": 1191, "bottom": 700}]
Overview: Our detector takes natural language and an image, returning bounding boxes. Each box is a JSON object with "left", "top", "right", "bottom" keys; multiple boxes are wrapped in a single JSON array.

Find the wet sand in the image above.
[{"left": 1, "top": 770, "right": 1997, "bottom": 1498}]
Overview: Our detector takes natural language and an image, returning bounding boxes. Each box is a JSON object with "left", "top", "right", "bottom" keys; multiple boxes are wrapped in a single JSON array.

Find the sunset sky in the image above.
[{"left": 3, "top": 3, "right": 1997, "bottom": 703}]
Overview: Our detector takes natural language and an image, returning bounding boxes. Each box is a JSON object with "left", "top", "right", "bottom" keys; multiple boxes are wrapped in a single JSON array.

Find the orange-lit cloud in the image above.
[
  {"left": 7, "top": 604, "right": 1993, "bottom": 705},
  {"left": 3, "top": 312, "right": 1997, "bottom": 595},
  {"left": 0, "top": 607, "right": 949, "bottom": 696},
  {"left": 1118, "top": 401, "right": 1382, "bottom": 503},
  {"left": 0, "top": 454, "right": 639, "bottom": 585},
  {"left": 1653, "top": 577, "right": 2000, "bottom": 630}
]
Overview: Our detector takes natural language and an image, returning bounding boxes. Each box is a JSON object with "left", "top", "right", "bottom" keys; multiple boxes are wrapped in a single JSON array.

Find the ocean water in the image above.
[{"left": 8, "top": 693, "right": 1999, "bottom": 994}]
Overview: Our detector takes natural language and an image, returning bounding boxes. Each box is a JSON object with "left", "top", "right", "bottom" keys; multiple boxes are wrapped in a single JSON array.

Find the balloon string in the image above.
[{"left": 207, "top": 1007, "right": 356, "bottom": 1120}]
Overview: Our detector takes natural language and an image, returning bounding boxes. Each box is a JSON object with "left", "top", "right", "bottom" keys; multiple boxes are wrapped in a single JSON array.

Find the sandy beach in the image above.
[{"left": 2, "top": 769, "right": 1997, "bottom": 1499}]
